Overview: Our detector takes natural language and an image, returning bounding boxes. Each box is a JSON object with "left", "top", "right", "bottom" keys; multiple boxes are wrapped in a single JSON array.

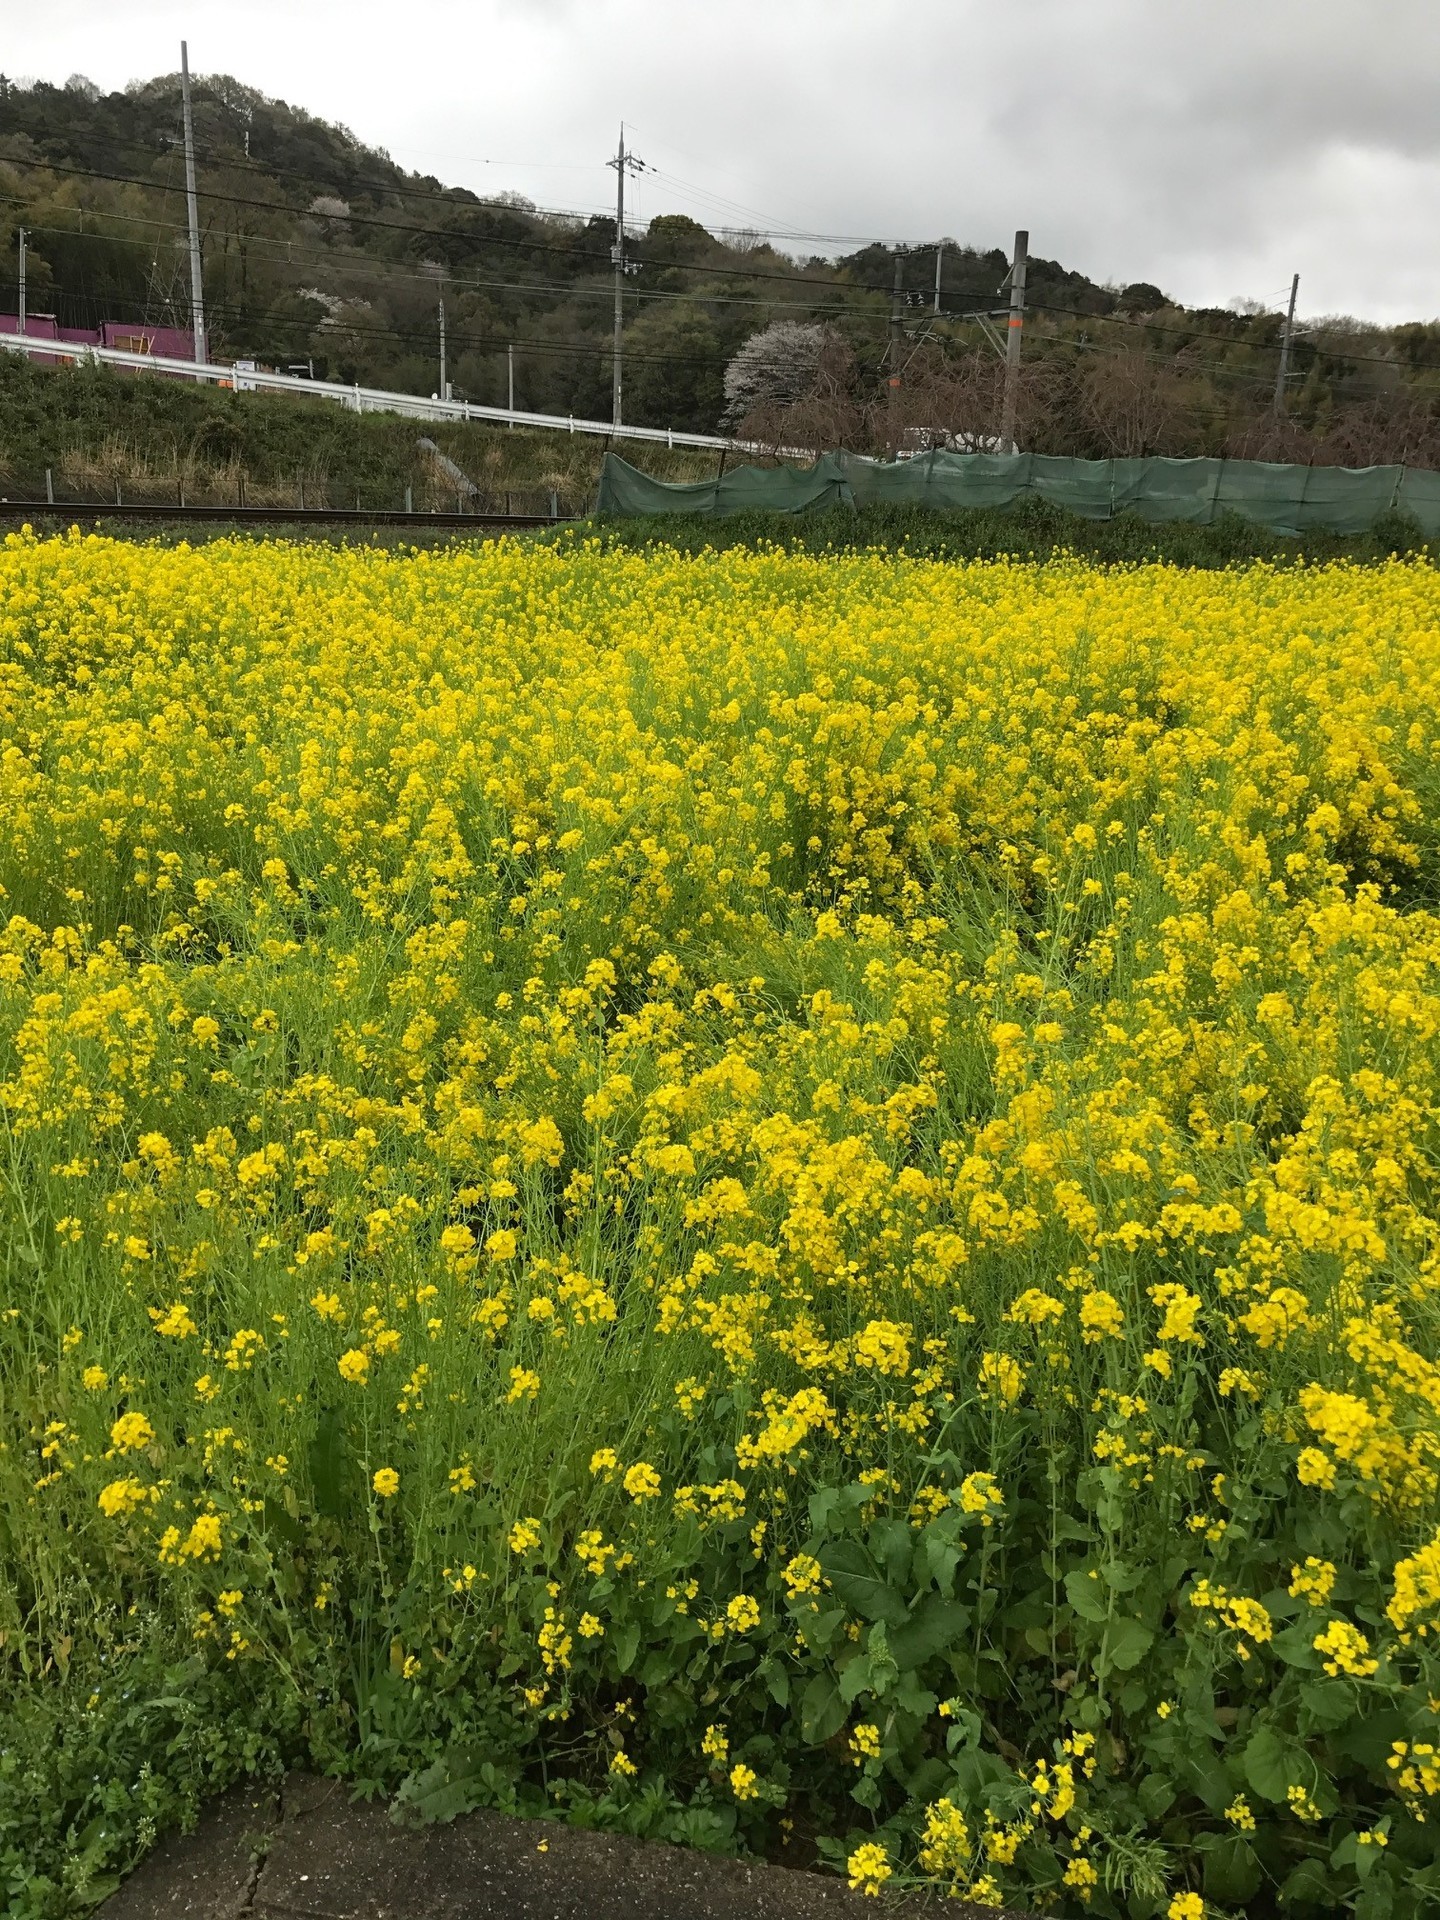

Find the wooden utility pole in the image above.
[
  {"left": 999, "top": 228, "right": 1027, "bottom": 455},
  {"left": 180, "top": 42, "right": 207, "bottom": 364},
  {"left": 508, "top": 341, "right": 515, "bottom": 423},
  {"left": 933, "top": 241, "right": 943, "bottom": 314},
  {"left": 1273, "top": 272, "right": 1299, "bottom": 416}
]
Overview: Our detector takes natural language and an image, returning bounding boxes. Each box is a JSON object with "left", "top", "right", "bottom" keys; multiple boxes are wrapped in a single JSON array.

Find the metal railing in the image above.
[{"left": 0, "top": 330, "right": 741, "bottom": 452}]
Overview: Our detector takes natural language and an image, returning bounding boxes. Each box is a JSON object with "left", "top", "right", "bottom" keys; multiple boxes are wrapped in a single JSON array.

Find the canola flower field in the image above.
[{"left": 2, "top": 530, "right": 1440, "bottom": 1920}]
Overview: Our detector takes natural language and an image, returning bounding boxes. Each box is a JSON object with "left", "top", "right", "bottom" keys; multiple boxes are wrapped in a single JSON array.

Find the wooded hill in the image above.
[{"left": 3, "top": 70, "right": 1440, "bottom": 465}]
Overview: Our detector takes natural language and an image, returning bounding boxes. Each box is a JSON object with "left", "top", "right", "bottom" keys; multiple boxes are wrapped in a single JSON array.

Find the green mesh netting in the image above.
[{"left": 595, "top": 449, "right": 1440, "bottom": 538}]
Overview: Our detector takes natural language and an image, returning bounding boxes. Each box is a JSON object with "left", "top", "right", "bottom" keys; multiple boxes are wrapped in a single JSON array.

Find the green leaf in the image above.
[
  {"left": 73, "top": 1877, "right": 122, "bottom": 1910},
  {"left": 1333, "top": 1707, "right": 1407, "bottom": 1769},
  {"left": 820, "top": 1540, "right": 908, "bottom": 1626},
  {"left": 1100, "top": 1557, "right": 1143, "bottom": 1592},
  {"left": 800, "top": 1673, "right": 848, "bottom": 1745},
  {"left": 890, "top": 1596, "right": 969, "bottom": 1671},
  {"left": 918, "top": 1527, "right": 962, "bottom": 1597},
  {"left": 307, "top": 1407, "right": 346, "bottom": 1519},
  {"left": 838, "top": 1656, "right": 874, "bottom": 1704},
  {"left": 1298, "top": 1678, "right": 1354, "bottom": 1731},
  {"left": 263, "top": 1495, "right": 305, "bottom": 1546},
  {"left": 1200, "top": 1834, "right": 1263, "bottom": 1904},
  {"left": 1064, "top": 1568, "right": 1110, "bottom": 1622},
  {"left": 1138, "top": 1773, "right": 1176, "bottom": 1818},
  {"left": 612, "top": 1623, "right": 639, "bottom": 1674},
  {"left": 1355, "top": 1880, "right": 1395, "bottom": 1920},
  {"left": 869, "top": 1518, "right": 913, "bottom": 1584},
  {"left": 1278, "top": 1858, "right": 1334, "bottom": 1909},
  {"left": 393, "top": 1756, "right": 485, "bottom": 1826},
  {"left": 1244, "top": 1725, "right": 1306, "bottom": 1803},
  {"left": 758, "top": 1658, "right": 790, "bottom": 1708},
  {"left": 1271, "top": 1623, "right": 1322, "bottom": 1670},
  {"left": 894, "top": 1675, "right": 938, "bottom": 1720},
  {"left": 1102, "top": 1618, "right": 1154, "bottom": 1672}
]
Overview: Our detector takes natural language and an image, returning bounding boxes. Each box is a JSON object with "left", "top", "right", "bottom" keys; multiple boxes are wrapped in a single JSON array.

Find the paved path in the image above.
[{"left": 98, "top": 1774, "right": 1014, "bottom": 1919}]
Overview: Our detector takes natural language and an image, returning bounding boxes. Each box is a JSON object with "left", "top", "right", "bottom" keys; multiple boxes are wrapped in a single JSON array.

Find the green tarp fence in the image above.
[{"left": 596, "top": 449, "right": 1440, "bottom": 539}]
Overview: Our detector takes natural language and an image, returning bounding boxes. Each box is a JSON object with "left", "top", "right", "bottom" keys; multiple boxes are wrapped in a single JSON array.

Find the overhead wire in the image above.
[
  {"left": 0, "top": 152, "right": 1003, "bottom": 303},
  {"left": 3, "top": 123, "right": 1436, "bottom": 398},
  {"left": 5, "top": 205, "right": 1405, "bottom": 407}
]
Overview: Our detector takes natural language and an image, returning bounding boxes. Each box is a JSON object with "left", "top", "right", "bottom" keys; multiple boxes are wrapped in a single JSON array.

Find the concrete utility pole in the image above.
[
  {"left": 508, "top": 341, "right": 515, "bottom": 423},
  {"left": 438, "top": 300, "right": 447, "bottom": 399},
  {"left": 179, "top": 42, "right": 207, "bottom": 364},
  {"left": 607, "top": 127, "right": 644, "bottom": 428},
  {"left": 887, "top": 246, "right": 905, "bottom": 456},
  {"left": 1273, "top": 271, "right": 1299, "bottom": 416},
  {"left": 611, "top": 128, "right": 626, "bottom": 428},
  {"left": 999, "top": 227, "right": 1028, "bottom": 455},
  {"left": 16, "top": 226, "right": 25, "bottom": 335},
  {"left": 933, "top": 241, "right": 943, "bottom": 314}
]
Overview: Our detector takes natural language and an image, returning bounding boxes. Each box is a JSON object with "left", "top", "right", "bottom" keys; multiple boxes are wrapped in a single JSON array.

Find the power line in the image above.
[
  {"left": 1, "top": 211, "right": 1386, "bottom": 409},
  {"left": 5, "top": 136, "right": 1437, "bottom": 404},
  {"left": 0, "top": 152, "right": 1004, "bottom": 303},
  {"left": 6, "top": 199, "right": 1399, "bottom": 409},
  {"left": 1, "top": 204, "right": 861, "bottom": 316}
]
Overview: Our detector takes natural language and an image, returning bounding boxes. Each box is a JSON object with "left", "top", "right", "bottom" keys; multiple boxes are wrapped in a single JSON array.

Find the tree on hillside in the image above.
[
  {"left": 622, "top": 301, "right": 725, "bottom": 434},
  {"left": 722, "top": 321, "right": 834, "bottom": 429},
  {"left": 1077, "top": 343, "right": 1203, "bottom": 458},
  {"left": 734, "top": 332, "right": 862, "bottom": 452},
  {"left": 643, "top": 214, "right": 717, "bottom": 271}
]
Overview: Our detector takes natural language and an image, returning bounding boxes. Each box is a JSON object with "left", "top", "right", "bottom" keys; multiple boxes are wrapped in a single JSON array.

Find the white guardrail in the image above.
[{"left": 0, "top": 329, "right": 744, "bottom": 453}]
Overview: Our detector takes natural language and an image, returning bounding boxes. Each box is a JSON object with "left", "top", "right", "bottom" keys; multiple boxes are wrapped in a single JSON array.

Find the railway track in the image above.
[{"left": 0, "top": 500, "right": 578, "bottom": 529}]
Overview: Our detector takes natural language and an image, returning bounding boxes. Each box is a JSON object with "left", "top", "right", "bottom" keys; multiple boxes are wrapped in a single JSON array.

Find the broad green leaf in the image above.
[
  {"left": 612, "top": 1623, "right": 640, "bottom": 1674},
  {"left": 1064, "top": 1568, "right": 1110, "bottom": 1623},
  {"left": 869, "top": 1518, "right": 913, "bottom": 1583},
  {"left": 1278, "top": 1858, "right": 1334, "bottom": 1908},
  {"left": 759, "top": 1658, "right": 789, "bottom": 1708},
  {"left": 1104, "top": 1618, "right": 1155, "bottom": 1672},
  {"left": 890, "top": 1596, "right": 969, "bottom": 1671},
  {"left": 800, "top": 1673, "right": 849, "bottom": 1745},
  {"left": 1200, "top": 1834, "right": 1262, "bottom": 1903},
  {"left": 1271, "top": 1623, "right": 1322, "bottom": 1670},
  {"left": 838, "top": 1655, "right": 874, "bottom": 1704},
  {"left": 820, "top": 1540, "right": 908, "bottom": 1626},
  {"left": 1297, "top": 1678, "right": 1354, "bottom": 1730},
  {"left": 1244, "top": 1725, "right": 1304, "bottom": 1803},
  {"left": 307, "top": 1407, "right": 346, "bottom": 1519}
]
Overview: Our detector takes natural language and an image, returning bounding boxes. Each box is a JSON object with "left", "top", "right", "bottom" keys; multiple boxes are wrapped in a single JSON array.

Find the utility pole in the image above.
[
  {"left": 508, "top": 341, "right": 515, "bottom": 423},
  {"left": 998, "top": 227, "right": 1028, "bottom": 455},
  {"left": 1273, "top": 271, "right": 1299, "bottom": 416},
  {"left": 179, "top": 42, "right": 207, "bottom": 364},
  {"left": 933, "top": 241, "right": 943, "bottom": 314},
  {"left": 438, "top": 299, "right": 447, "bottom": 399},
  {"left": 607, "top": 126, "right": 644, "bottom": 429},
  {"left": 886, "top": 246, "right": 906, "bottom": 456},
  {"left": 16, "top": 226, "right": 25, "bottom": 335}
]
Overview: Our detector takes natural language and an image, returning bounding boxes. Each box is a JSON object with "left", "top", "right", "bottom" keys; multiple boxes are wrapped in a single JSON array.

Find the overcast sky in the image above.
[{"left": 8, "top": 0, "right": 1439, "bottom": 324}]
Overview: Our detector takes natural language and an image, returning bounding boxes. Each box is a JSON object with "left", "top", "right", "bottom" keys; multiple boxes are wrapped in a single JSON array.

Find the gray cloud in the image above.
[{"left": 8, "top": 0, "right": 1437, "bottom": 321}]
